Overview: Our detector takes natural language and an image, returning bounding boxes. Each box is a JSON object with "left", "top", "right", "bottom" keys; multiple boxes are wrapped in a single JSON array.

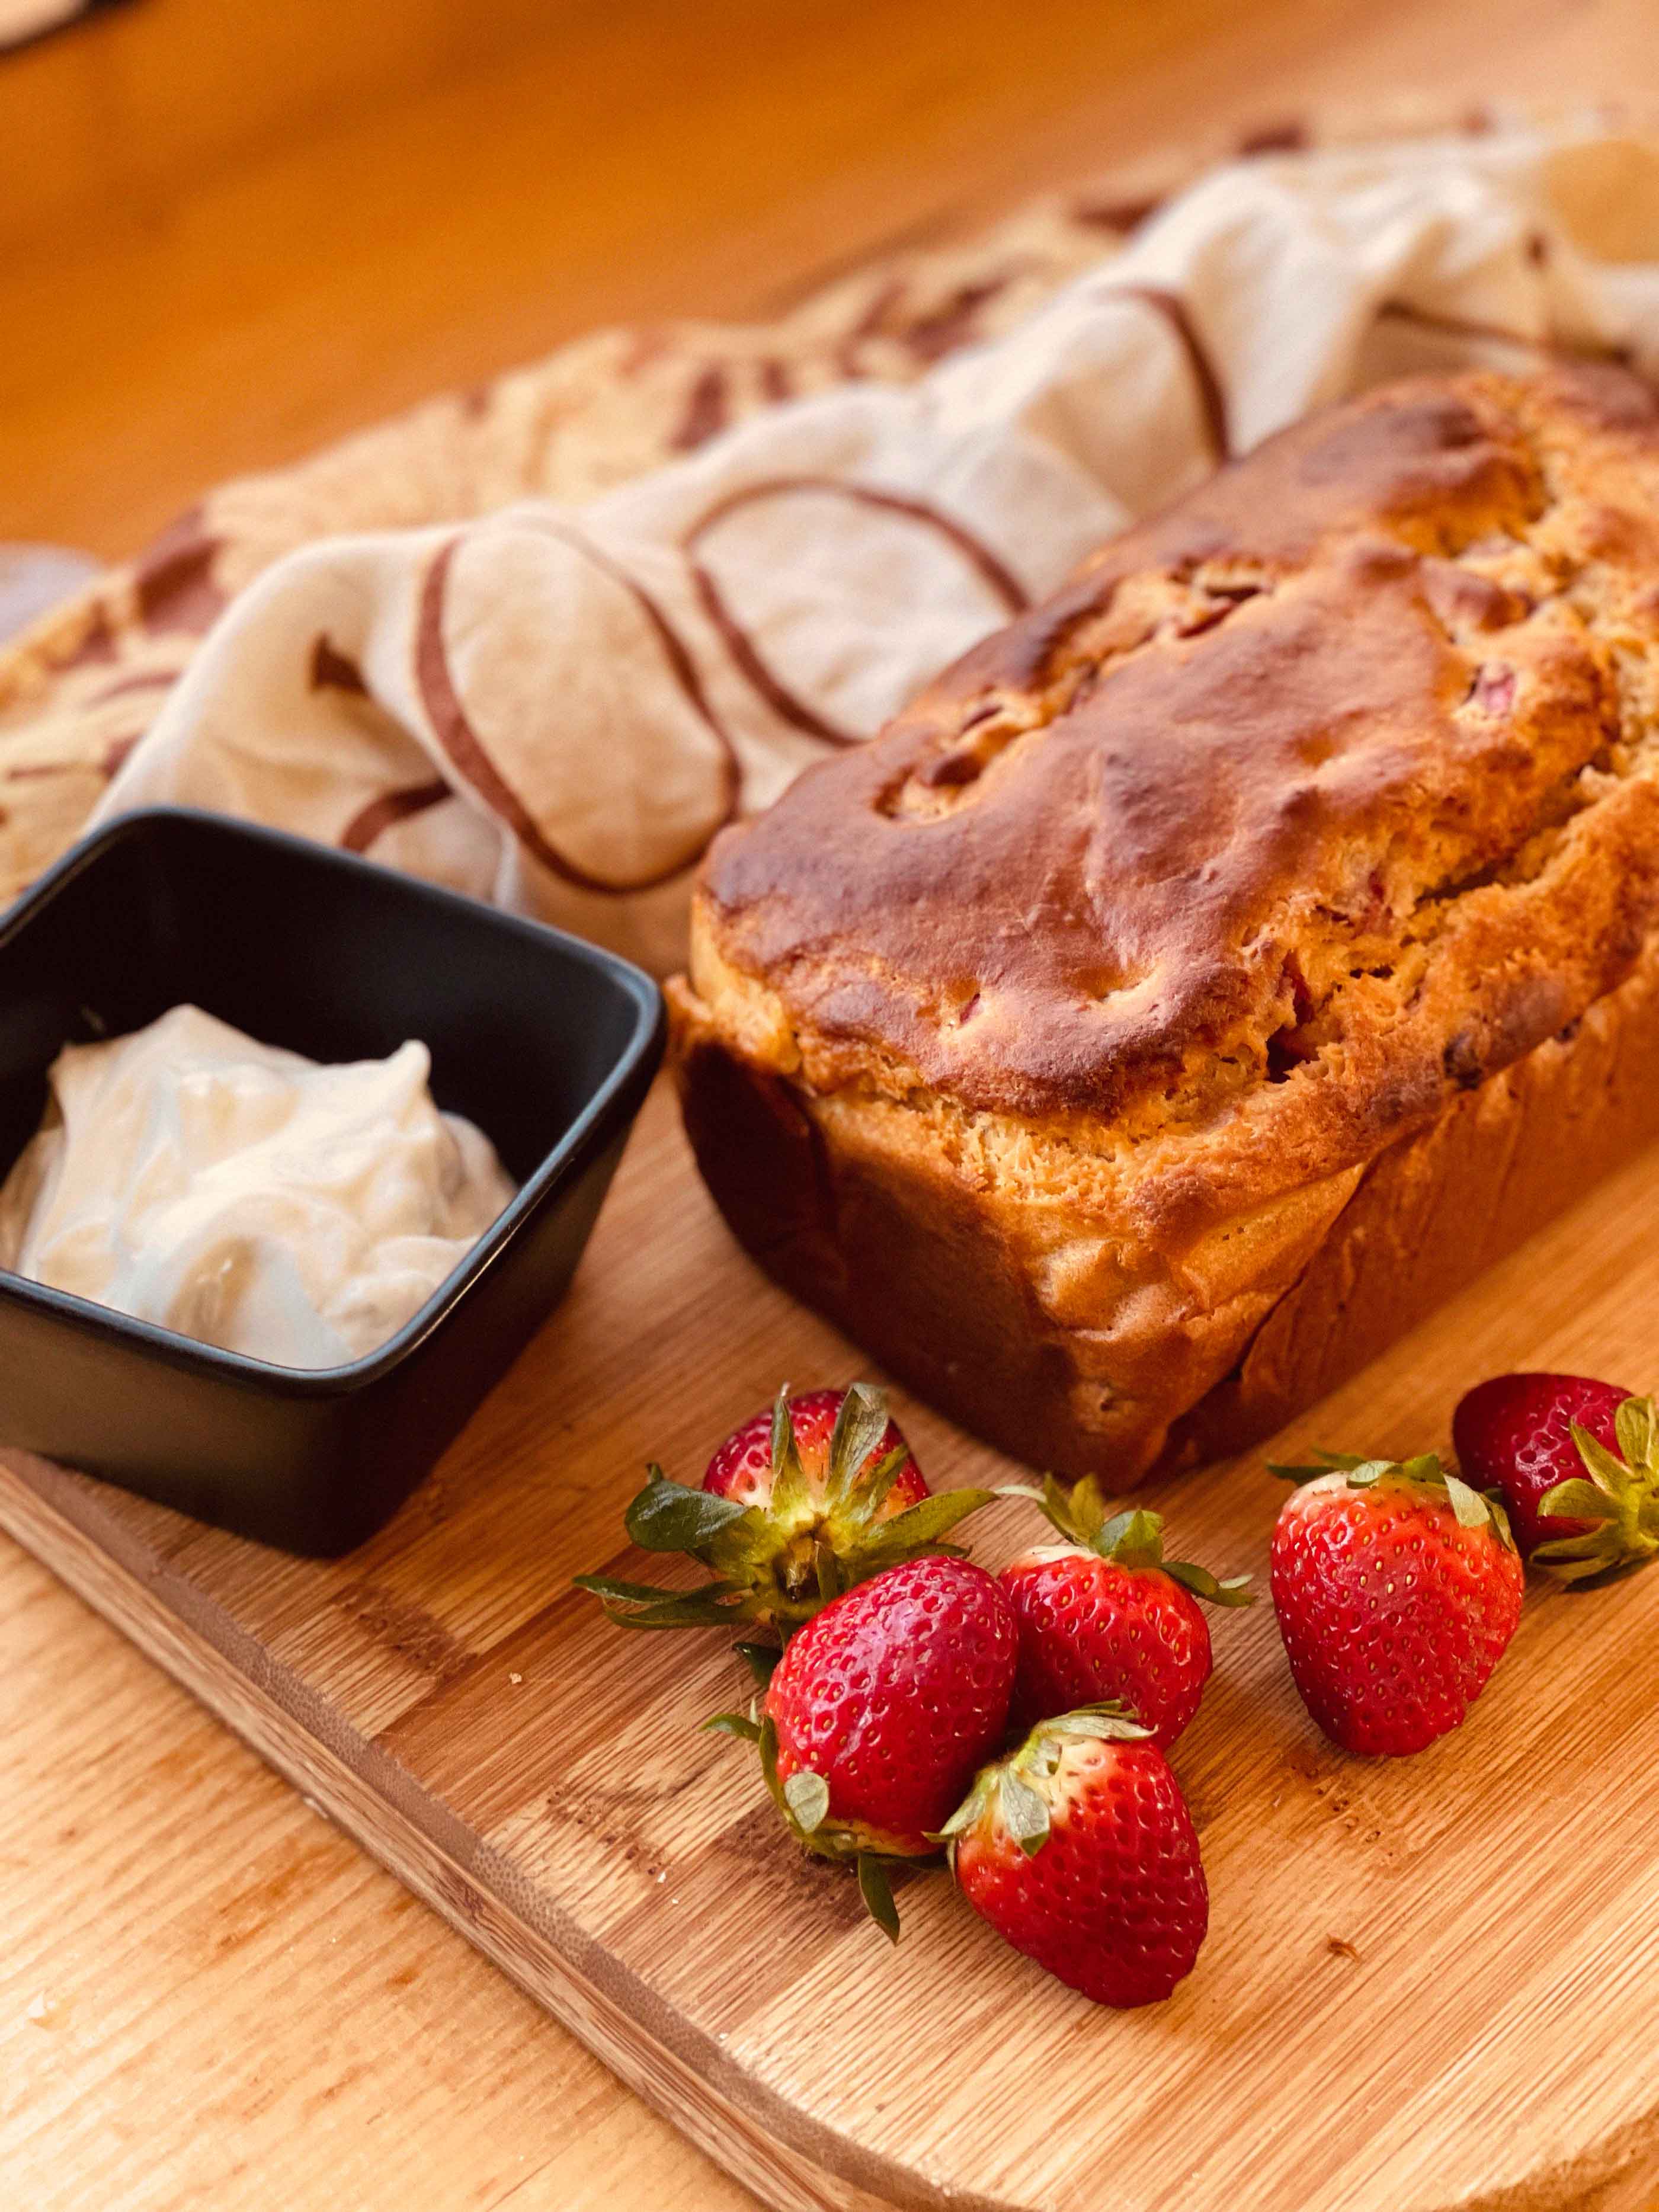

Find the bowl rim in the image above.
[{"left": 0, "top": 805, "right": 666, "bottom": 1398}]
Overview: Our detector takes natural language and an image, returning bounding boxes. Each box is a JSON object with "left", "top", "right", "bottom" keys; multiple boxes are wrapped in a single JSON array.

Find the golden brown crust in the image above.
[
  {"left": 671, "top": 972, "right": 1363, "bottom": 1474},
  {"left": 1162, "top": 934, "right": 1659, "bottom": 1469},
  {"left": 697, "top": 365, "right": 1659, "bottom": 1240},
  {"left": 672, "top": 943, "right": 1659, "bottom": 1478},
  {"left": 674, "top": 366, "right": 1659, "bottom": 1475}
]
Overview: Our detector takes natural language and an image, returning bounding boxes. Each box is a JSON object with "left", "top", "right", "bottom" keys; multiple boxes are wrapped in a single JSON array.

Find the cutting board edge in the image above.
[{"left": 0, "top": 1447, "right": 1024, "bottom": 2212}]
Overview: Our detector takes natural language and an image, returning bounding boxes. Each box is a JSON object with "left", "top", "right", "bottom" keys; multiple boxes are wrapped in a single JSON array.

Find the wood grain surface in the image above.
[
  {"left": 7, "top": 1073, "right": 1659, "bottom": 2211},
  {"left": 5, "top": 4, "right": 1659, "bottom": 2209}
]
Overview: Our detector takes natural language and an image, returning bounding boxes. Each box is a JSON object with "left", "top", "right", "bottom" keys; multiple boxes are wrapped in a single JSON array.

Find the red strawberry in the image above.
[
  {"left": 1270, "top": 1451, "right": 1523, "bottom": 1757},
  {"left": 704, "top": 1386, "right": 928, "bottom": 1510},
  {"left": 577, "top": 1384, "right": 992, "bottom": 1640},
  {"left": 941, "top": 1705, "right": 1208, "bottom": 2008},
  {"left": 710, "top": 1555, "right": 1017, "bottom": 1935},
  {"left": 1452, "top": 1373, "right": 1659, "bottom": 1579},
  {"left": 1001, "top": 1476, "right": 1252, "bottom": 1748}
]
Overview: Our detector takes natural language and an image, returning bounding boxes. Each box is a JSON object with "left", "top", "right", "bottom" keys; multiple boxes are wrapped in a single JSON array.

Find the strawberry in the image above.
[
  {"left": 709, "top": 1555, "right": 1018, "bottom": 1935},
  {"left": 576, "top": 1383, "right": 993, "bottom": 1640},
  {"left": 1452, "top": 1373, "right": 1659, "bottom": 1580},
  {"left": 1000, "top": 1475, "right": 1252, "bottom": 1748},
  {"left": 940, "top": 1705, "right": 1208, "bottom": 2008},
  {"left": 703, "top": 1386, "right": 928, "bottom": 1511},
  {"left": 1270, "top": 1451, "right": 1524, "bottom": 1757}
]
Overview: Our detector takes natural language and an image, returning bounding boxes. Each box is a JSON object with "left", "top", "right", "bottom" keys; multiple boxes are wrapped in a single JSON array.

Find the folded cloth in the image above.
[
  {"left": 0, "top": 180, "right": 1114, "bottom": 918},
  {"left": 27, "top": 116, "right": 1659, "bottom": 973}
]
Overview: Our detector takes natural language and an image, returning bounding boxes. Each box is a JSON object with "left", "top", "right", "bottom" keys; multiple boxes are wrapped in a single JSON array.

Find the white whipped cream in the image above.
[{"left": 0, "top": 1006, "right": 516, "bottom": 1369}]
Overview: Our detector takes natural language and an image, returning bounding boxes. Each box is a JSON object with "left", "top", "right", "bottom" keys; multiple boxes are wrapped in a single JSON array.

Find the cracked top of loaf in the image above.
[{"left": 690, "top": 366, "right": 1659, "bottom": 1240}]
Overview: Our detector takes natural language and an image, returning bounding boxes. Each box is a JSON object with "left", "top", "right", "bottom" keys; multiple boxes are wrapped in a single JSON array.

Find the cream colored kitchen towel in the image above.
[
  {"left": 0, "top": 180, "right": 1120, "bottom": 914},
  {"left": 11, "top": 113, "right": 1659, "bottom": 974}
]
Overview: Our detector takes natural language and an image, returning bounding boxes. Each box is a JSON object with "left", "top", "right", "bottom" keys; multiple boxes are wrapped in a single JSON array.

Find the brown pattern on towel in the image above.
[{"left": 683, "top": 476, "right": 1031, "bottom": 747}]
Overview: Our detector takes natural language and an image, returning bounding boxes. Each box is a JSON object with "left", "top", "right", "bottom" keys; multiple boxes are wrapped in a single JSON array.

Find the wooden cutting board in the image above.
[{"left": 3, "top": 1071, "right": 1658, "bottom": 2212}]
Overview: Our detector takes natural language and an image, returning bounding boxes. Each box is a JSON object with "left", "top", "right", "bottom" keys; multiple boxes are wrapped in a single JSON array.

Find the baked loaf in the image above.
[{"left": 670, "top": 365, "right": 1659, "bottom": 1480}]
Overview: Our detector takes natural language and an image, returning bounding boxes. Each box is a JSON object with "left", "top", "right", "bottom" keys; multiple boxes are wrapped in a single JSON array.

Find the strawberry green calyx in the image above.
[
  {"left": 1011, "top": 1472, "right": 1254, "bottom": 1608},
  {"left": 575, "top": 1384, "right": 995, "bottom": 1640},
  {"left": 758, "top": 1711, "right": 908, "bottom": 1865},
  {"left": 1532, "top": 1394, "right": 1659, "bottom": 1586},
  {"left": 934, "top": 1703, "right": 1152, "bottom": 1863},
  {"left": 935, "top": 1705, "right": 1152, "bottom": 1861},
  {"left": 702, "top": 1705, "right": 909, "bottom": 1939},
  {"left": 1270, "top": 1449, "right": 1517, "bottom": 1551}
]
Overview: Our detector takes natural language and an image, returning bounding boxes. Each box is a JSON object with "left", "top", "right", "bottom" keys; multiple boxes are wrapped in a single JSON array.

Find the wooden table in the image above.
[{"left": 3, "top": 3, "right": 1657, "bottom": 2206}]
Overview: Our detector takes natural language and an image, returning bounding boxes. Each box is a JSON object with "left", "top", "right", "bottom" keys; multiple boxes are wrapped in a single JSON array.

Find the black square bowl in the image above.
[{"left": 0, "top": 808, "right": 664, "bottom": 1554}]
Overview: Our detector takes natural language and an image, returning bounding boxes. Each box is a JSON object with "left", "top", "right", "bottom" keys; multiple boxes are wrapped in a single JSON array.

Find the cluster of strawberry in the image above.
[
  {"left": 576, "top": 1368, "right": 1659, "bottom": 2011},
  {"left": 1273, "top": 1369, "right": 1659, "bottom": 1756},
  {"left": 578, "top": 1382, "right": 1245, "bottom": 2007}
]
